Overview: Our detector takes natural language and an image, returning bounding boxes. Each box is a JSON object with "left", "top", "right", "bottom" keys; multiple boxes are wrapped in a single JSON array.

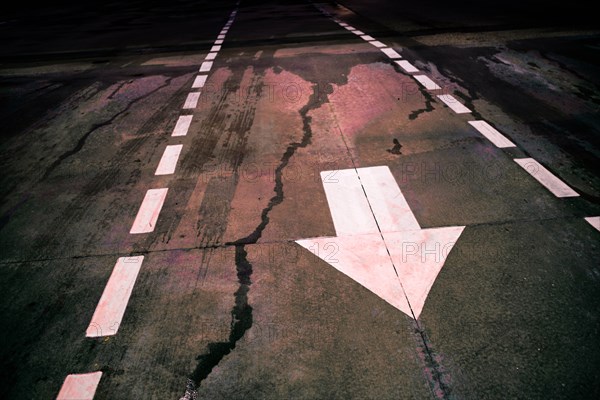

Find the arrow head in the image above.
[{"left": 296, "top": 226, "right": 464, "bottom": 319}]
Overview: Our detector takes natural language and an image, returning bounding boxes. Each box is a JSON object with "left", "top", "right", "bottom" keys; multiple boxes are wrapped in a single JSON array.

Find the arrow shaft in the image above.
[{"left": 320, "top": 166, "right": 421, "bottom": 237}]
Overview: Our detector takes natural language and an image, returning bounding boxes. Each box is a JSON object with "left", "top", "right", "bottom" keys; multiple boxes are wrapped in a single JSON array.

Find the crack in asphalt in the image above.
[
  {"left": 408, "top": 89, "right": 436, "bottom": 120},
  {"left": 40, "top": 76, "right": 174, "bottom": 181},
  {"left": 181, "top": 80, "right": 326, "bottom": 399},
  {"left": 410, "top": 321, "right": 453, "bottom": 400},
  {"left": 1, "top": 210, "right": 591, "bottom": 266}
]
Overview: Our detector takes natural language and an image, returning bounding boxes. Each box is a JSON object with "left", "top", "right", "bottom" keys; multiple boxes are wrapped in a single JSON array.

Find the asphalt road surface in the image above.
[{"left": 1, "top": 1, "right": 599, "bottom": 399}]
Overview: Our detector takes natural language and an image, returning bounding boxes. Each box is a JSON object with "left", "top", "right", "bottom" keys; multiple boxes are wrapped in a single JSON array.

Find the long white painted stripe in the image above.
[
  {"left": 413, "top": 75, "right": 441, "bottom": 90},
  {"left": 205, "top": 52, "right": 217, "bottom": 61},
  {"left": 199, "top": 61, "right": 213, "bottom": 72},
  {"left": 130, "top": 188, "right": 169, "bottom": 234},
  {"left": 155, "top": 145, "right": 183, "bottom": 176},
  {"left": 214, "top": 39, "right": 224, "bottom": 45},
  {"left": 395, "top": 60, "right": 419, "bottom": 73},
  {"left": 172, "top": 115, "right": 193, "bottom": 137},
  {"left": 320, "top": 169, "right": 379, "bottom": 236},
  {"left": 381, "top": 48, "right": 402, "bottom": 59},
  {"left": 369, "top": 41, "right": 387, "bottom": 48},
  {"left": 514, "top": 158, "right": 579, "bottom": 197},
  {"left": 183, "top": 92, "right": 200, "bottom": 109},
  {"left": 192, "top": 75, "right": 208, "bottom": 89},
  {"left": 361, "top": 35, "right": 375, "bottom": 41},
  {"left": 211, "top": 45, "right": 221, "bottom": 52},
  {"left": 468, "top": 120, "right": 515, "bottom": 148},
  {"left": 585, "top": 216, "right": 600, "bottom": 232},
  {"left": 353, "top": 30, "right": 365, "bottom": 35},
  {"left": 437, "top": 94, "right": 471, "bottom": 114},
  {"left": 357, "top": 166, "right": 421, "bottom": 232},
  {"left": 86, "top": 256, "right": 144, "bottom": 337},
  {"left": 57, "top": 372, "right": 102, "bottom": 400}
]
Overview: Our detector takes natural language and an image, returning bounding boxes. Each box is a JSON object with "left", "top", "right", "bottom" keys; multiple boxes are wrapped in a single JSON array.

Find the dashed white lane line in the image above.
[
  {"left": 199, "top": 61, "right": 213, "bottom": 72},
  {"left": 320, "top": 169, "right": 380, "bottom": 236},
  {"left": 339, "top": 22, "right": 349, "bottom": 27},
  {"left": 395, "top": 60, "right": 419, "bottom": 73},
  {"left": 344, "top": 26, "right": 355, "bottom": 31},
  {"left": 413, "top": 75, "right": 441, "bottom": 90},
  {"left": 353, "top": 30, "right": 365, "bottom": 35},
  {"left": 86, "top": 256, "right": 144, "bottom": 337},
  {"left": 215, "top": 39, "right": 224, "bottom": 45},
  {"left": 360, "top": 35, "right": 375, "bottom": 41},
  {"left": 205, "top": 52, "right": 218, "bottom": 61},
  {"left": 514, "top": 158, "right": 579, "bottom": 198},
  {"left": 56, "top": 372, "right": 102, "bottom": 400},
  {"left": 183, "top": 92, "right": 200, "bottom": 109},
  {"left": 468, "top": 120, "right": 516, "bottom": 148},
  {"left": 437, "top": 94, "right": 471, "bottom": 114},
  {"left": 585, "top": 216, "right": 600, "bottom": 232},
  {"left": 155, "top": 145, "right": 183, "bottom": 176},
  {"left": 369, "top": 40, "right": 387, "bottom": 48},
  {"left": 192, "top": 74, "right": 208, "bottom": 89},
  {"left": 211, "top": 45, "right": 222, "bottom": 52},
  {"left": 217, "top": 34, "right": 226, "bottom": 39},
  {"left": 172, "top": 115, "right": 193, "bottom": 137},
  {"left": 130, "top": 188, "right": 169, "bottom": 234},
  {"left": 381, "top": 48, "right": 402, "bottom": 59}
]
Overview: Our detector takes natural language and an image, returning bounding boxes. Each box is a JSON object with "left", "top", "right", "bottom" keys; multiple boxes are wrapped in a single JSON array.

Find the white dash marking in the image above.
[
  {"left": 468, "top": 120, "right": 515, "bottom": 148},
  {"left": 344, "top": 26, "right": 356, "bottom": 31},
  {"left": 217, "top": 34, "right": 226, "bottom": 39},
  {"left": 514, "top": 158, "right": 579, "bottom": 197},
  {"left": 585, "top": 216, "right": 600, "bottom": 232},
  {"left": 183, "top": 92, "right": 200, "bottom": 109},
  {"left": 192, "top": 75, "right": 208, "bottom": 88},
  {"left": 214, "top": 39, "right": 224, "bottom": 45},
  {"left": 86, "top": 257, "right": 144, "bottom": 337},
  {"left": 395, "top": 60, "right": 419, "bottom": 73},
  {"left": 413, "top": 75, "right": 441, "bottom": 90},
  {"left": 211, "top": 45, "right": 221, "bottom": 52},
  {"left": 320, "top": 169, "right": 379, "bottom": 236},
  {"left": 339, "top": 22, "right": 349, "bottom": 27},
  {"left": 360, "top": 35, "right": 375, "bottom": 41},
  {"left": 205, "top": 52, "right": 217, "bottom": 61},
  {"left": 352, "top": 30, "right": 365, "bottom": 35},
  {"left": 437, "top": 94, "right": 471, "bottom": 114},
  {"left": 172, "top": 115, "right": 193, "bottom": 137},
  {"left": 130, "top": 188, "right": 169, "bottom": 234},
  {"left": 381, "top": 47, "right": 402, "bottom": 59},
  {"left": 369, "top": 41, "right": 387, "bottom": 48},
  {"left": 57, "top": 372, "right": 102, "bottom": 400},
  {"left": 155, "top": 145, "right": 183, "bottom": 176},
  {"left": 199, "top": 61, "right": 213, "bottom": 72}
]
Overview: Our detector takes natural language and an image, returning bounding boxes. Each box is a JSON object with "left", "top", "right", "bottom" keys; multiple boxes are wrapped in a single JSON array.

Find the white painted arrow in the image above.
[{"left": 296, "top": 166, "right": 465, "bottom": 319}]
